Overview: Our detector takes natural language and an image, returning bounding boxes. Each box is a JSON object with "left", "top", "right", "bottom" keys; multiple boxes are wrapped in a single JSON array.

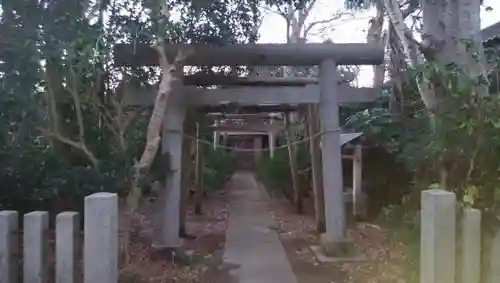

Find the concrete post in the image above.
[
  {"left": 420, "top": 189, "right": 456, "bottom": 283},
  {"left": 318, "top": 59, "right": 346, "bottom": 251},
  {"left": 213, "top": 120, "right": 219, "bottom": 150},
  {"left": 156, "top": 87, "right": 185, "bottom": 248},
  {"left": 84, "top": 193, "right": 118, "bottom": 283},
  {"left": 56, "top": 212, "right": 80, "bottom": 283},
  {"left": 0, "top": 211, "right": 18, "bottom": 283},
  {"left": 461, "top": 208, "right": 480, "bottom": 283},
  {"left": 23, "top": 211, "right": 49, "bottom": 283}
]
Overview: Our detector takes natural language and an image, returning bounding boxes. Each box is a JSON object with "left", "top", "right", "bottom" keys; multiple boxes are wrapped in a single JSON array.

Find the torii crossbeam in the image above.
[{"left": 114, "top": 43, "right": 383, "bottom": 66}]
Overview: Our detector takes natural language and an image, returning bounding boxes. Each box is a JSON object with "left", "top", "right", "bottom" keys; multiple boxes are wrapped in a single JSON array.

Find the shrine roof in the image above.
[{"left": 482, "top": 21, "right": 500, "bottom": 47}]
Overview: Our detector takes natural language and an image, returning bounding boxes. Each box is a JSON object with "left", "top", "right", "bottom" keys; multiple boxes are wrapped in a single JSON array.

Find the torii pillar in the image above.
[
  {"left": 268, "top": 132, "right": 276, "bottom": 158},
  {"left": 213, "top": 120, "right": 220, "bottom": 150},
  {"left": 154, "top": 84, "right": 185, "bottom": 249},
  {"left": 318, "top": 59, "right": 347, "bottom": 254},
  {"left": 268, "top": 119, "right": 276, "bottom": 158}
]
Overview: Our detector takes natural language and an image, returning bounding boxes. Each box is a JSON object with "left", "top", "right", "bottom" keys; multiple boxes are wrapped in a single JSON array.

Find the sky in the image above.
[{"left": 257, "top": 0, "right": 500, "bottom": 86}]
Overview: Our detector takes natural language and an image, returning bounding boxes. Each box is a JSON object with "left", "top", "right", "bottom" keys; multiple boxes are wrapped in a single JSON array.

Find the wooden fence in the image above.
[
  {"left": 420, "top": 189, "right": 497, "bottom": 283},
  {"left": 0, "top": 192, "right": 118, "bottom": 283}
]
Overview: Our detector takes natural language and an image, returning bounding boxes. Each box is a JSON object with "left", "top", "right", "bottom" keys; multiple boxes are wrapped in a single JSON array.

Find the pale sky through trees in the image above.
[{"left": 258, "top": 0, "right": 500, "bottom": 86}]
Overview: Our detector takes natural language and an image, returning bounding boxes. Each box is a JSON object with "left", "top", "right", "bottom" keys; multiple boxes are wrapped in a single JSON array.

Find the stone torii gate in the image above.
[
  {"left": 202, "top": 74, "right": 369, "bottom": 158},
  {"left": 115, "top": 42, "right": 383, "bottom": 255},
  {"left": 208, "top": 114, "right": 278, "bottom": 163}
]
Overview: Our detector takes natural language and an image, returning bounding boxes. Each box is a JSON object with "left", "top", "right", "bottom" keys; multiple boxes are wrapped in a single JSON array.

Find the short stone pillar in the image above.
[
  {"left": 56, "top": 212, "right": 79, "bottom": 283},
  {"left": 84, "top": 193, "right": 118, "bottom": 283},
  {"left": 461, "top": 208, "right": 480, "bottom": 283},
  {"left": 0, "top": 210, "right": 18, "bottom": 283},
  {"left": 318, "top": 59, "right": 346, "bottom": 253},
  {"left": 155, "top": 87, "right": 185, "bottom": 248},
  {"left": 420, "top": 189, "right": 456, "bottom": 283},
  {"left": 490, "top": 229, "right": 500, "bottom": 283},
  {"left": 23, "top": 211, "right": 49, "bottom": 283}
]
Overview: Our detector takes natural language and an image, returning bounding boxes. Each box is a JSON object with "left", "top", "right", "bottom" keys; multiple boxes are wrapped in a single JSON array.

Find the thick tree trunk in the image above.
[
  {"left": 384, "top": 0, "right": 488, "bottom": 111},
  {"left": 382, "top": 0, "right": 488, "bottom": 192},
  {"left": 455, "top": 0, "right": 488, "bottom": 96}
]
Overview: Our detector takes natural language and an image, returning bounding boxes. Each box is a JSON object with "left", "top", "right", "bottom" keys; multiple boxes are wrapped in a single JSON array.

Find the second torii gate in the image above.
[{"left": 116, "top": 42, "right": 384, "bottom": 256}]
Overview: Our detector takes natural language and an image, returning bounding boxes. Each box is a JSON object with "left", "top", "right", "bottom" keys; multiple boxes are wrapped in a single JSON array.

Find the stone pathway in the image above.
[{"left": 222, "top": 171, "right": 298, "bottom": 283}]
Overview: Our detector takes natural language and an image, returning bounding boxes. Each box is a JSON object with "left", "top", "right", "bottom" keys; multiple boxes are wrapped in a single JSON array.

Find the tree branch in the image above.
[
  {"left": 42, "top": 64, "right": 99, "bottom": 167},
  {"left": 67, "top": 67, "right": 87, "bottom": 143},
  {"left": 43, "top": 70, "right": 62, "bottom": 135},
  {"left": 39, "top": 127, "right": 99, "bottom": 167},
  {"left": 303, "top": 10, "right": 352, "bottom": 38},
  {"left": 250, "top": 14, "right": 265, "bottom": 39},
  {"left": 401, "top": 0, "right": 420, "bottom": 19},
  {"left": 298, "top": 0, "right": 319, "bottom": 29},
  {"left": 259, "top": 5, "right": 287, "bottom": 20},
  {"left": 383, "top": 0, "right": 421, "bottom": 66}
]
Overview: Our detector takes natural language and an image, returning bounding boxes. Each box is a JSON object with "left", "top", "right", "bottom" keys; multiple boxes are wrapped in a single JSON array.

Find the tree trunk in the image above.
[
  {"left": 367, "top": 4, "right": 386, "bottom": 87},
  {"left": 120, "top": 42, "right": 180, "bottom": 263},
  {"left": 194, "top": 118, "right": 204, "bottom": 215},
  {"left": 297, "top": 105, "right": 310, "bottom": 198},
  {"left": 279, "top": 1, "right": 345, "bottom": 213},
  {"left": 307, "top": 104, "right": 325, "bottom": 232},
  {"left": 298, "top": 105, "right": 309, "bottom": 153},
  {"left": 382, "top": 0, "right": 419, "bottom": 66},
  {"left": 179, "top": 110, "right": 196, "bottom": 238},
  {"left": 455, "top": 0, "right": 488, "bottom": 97},
  {"left": 283, "top": 12, "right": 303, "bottom": 213},
  {"left": 386, "top": 22, "right": 408, "bottom": 114},
  {"left": 383, "top": 0, "right": 488, "bottom": 111},
  {"left": 285, "top": 113, "right": 303, "bottom": 213}
]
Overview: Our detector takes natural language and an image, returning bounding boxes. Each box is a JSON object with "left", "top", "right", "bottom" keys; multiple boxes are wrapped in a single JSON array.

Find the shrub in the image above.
[
  {"left": 256, "top": 144, "right": 311, "bottom": 199},
  {"left": 203, "top": 148, "right": 235, "bottom": 190}
]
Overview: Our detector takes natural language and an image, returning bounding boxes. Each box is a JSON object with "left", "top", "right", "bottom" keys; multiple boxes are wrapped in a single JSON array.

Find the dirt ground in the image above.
[
  {"left": 265, "top": 193, "right": 348, "bottom": 283},
  {"left": 266, "top": 190, "right": 415, "bottom": 283},
  {"left": 120, "top": 186, "right": 232, "bottom": 283},
  {"left": 120, "top": 182, "right": 415, "bottom": 283}
]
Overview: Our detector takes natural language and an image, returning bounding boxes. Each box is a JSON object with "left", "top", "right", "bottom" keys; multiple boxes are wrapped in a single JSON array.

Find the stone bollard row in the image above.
[
  {"left": 420, "top": 189, "right": 483, "bottom": 283},
  {"left": 0, "top": 192, "right": 118, "bottom": 283}
]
